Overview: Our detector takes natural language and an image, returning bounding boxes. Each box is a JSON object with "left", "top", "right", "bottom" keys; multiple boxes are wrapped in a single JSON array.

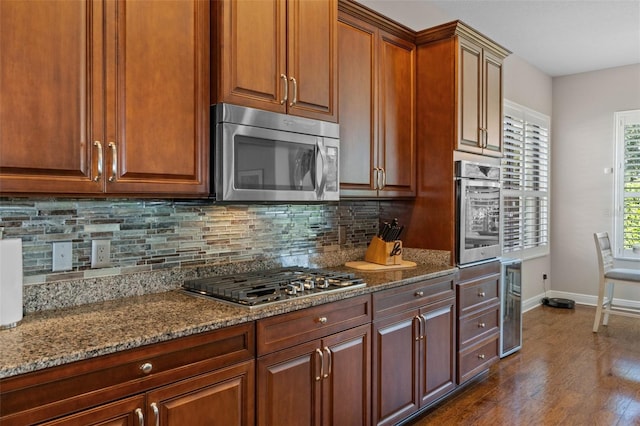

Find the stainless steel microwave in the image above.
[{"left": 211, "top": 103, "right": 340, "bottom": 202}]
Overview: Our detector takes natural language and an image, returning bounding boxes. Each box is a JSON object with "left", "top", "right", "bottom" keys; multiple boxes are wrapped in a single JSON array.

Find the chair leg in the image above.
[
  {"left": 603, "top": 282, "right": 614, "bottom": 326},
  {"left": 593, "top": 278, "right": 606, "bottom": 332}
]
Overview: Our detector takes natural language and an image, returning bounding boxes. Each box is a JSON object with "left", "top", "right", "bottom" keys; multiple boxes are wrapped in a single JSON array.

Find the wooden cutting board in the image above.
[{"left": 345, "top": 260, "right": 417, "bottom": 271}]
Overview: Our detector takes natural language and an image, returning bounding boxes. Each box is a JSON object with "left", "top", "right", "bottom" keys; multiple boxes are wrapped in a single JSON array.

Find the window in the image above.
[
  {"left": 502, "top": 101, "right": 550, "bottom": 257},
  {"left": 614, "top": 110, "right": 640, "bottom": 258}
]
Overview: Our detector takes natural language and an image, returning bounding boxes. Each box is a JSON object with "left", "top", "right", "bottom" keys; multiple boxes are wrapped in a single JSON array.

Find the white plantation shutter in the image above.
[
  {"left": 502, "top": 101, "right": 550, "bottom": 256},
  {"left": 615, "top": 110, "right": 640, "bottom": 257}
]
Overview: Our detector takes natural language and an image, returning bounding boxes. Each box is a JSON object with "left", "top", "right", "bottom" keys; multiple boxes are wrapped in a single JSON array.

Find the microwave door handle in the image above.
[{"left": 316, "top": 138, "right": 328, "bottom": 198}]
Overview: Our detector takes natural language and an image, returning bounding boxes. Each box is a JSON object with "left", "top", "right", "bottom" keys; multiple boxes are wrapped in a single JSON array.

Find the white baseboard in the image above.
[{"left": 523, "top": 291, "right": 640, "bottom": 312}]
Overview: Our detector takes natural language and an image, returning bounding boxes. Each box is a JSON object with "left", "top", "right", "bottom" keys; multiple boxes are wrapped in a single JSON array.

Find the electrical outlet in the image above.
[
  {"left": 339, "top": 225, "right": 347, "bottom": 245},
  {"left": 543, "top": 273, "right": 548, "bottom": 280},
  {"left": 91, "top": 239, "right": 111, "bottom": 268},
  {"left": 52, "top": 242, "right": 73, "bottom": 272}
]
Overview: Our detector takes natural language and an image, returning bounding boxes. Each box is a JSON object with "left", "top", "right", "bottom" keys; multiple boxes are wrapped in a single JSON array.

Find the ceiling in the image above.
[{"left": 359, "top": 0, "right": 640, "bottom": 77}]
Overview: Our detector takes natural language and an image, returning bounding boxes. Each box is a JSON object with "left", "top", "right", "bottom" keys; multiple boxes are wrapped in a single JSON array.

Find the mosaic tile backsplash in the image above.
[{"left": 0, "top": 198, "right": 380, "bottom": 286}]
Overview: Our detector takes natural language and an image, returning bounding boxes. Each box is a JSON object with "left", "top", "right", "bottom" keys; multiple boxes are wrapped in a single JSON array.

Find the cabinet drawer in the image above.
[
  {"left": 457, "top": 274, "right": 499, "bottom": 316},
  {"left": 1, "top": 323, "right": 255, "bottom": 425},
  {"left": 457, "top": 333, "right": 499, "bottom": 384},
  {"left": 372, "top": 274, "right": 455, "bottom": 319},
  {"left": 257, "top": 295, "right": 371, "bottom": 356},
  {"left": 458, "top": 303, "right": 499, "bottom": 348}
]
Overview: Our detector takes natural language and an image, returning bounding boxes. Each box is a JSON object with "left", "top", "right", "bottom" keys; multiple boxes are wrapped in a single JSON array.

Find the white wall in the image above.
[
  {"left": 502, "top": 55, "right": 553, "bottom": 308},
  {"left": 552, "top": 64, "right": 640, "bottom": 303}
]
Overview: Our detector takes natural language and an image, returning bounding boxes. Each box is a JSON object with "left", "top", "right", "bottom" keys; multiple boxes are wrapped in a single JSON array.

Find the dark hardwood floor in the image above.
[{"left": 408, "top": 304, "right": 640, "bottom": 425}]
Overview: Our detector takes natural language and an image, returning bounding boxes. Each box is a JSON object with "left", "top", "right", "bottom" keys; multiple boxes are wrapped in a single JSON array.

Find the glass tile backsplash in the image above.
[{"left": 0, "top": 198, "right": 379, "bottom": 284}]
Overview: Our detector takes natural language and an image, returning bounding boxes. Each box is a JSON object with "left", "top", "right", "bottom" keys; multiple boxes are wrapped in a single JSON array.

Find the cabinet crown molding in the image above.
[
  {"left": 339, "top": 0, "right": 415, "bottom": 42},
  {"left": 415, "top": 20, "right": 511, "bottom": 58}
]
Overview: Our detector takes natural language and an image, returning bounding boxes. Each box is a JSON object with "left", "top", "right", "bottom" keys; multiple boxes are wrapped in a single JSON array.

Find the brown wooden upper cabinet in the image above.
[
  {"left": 415, "top": 21, "right": 510, "bottom": 158},
  {"left": 338, "top": 3, "right": 416, "bottom": 198},
  {"left": 0, "top": 0, "right": 210, "bottom": 197},
  {"left": 213, "top": 0, "right": 338, "bottom": 123},
  {"left": 458, "top": 38, "right": 505, "bottom": 156}
]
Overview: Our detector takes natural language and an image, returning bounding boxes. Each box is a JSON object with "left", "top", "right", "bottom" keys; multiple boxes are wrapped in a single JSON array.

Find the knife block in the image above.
[{"left": 365, "top": 236, "right": 402, "bottom": 266}]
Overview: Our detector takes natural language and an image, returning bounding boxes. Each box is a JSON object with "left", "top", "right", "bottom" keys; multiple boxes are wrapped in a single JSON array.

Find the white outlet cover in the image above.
[
  {"left": 52, "top": 242, "right": 73, "bottom": 272},
  {"left": 91, "top": 239, "right": 111, "bottom": 268}
]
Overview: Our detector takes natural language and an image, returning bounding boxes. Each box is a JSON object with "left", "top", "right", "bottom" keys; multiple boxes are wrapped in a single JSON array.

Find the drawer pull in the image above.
[
  {"left": 135, "top": 408, "right": 144, "bottom": 426},
  {"left": 478, "top": 291, "right": 486, "bottom": 297},
  {"left": 477, "top": 354, "right": 485, "bottom": 360},
  {"left": 140, "top": 362, "right": 153, "bottom": 374},
  {"left": 317, "top": 316, "right": 328, "bottom": 324},
  {"left": 478, "top": 322, "right": 486, "bottom": 328},
  {"left": 415, "top": 291, "right": 424, "bottom": 297}
]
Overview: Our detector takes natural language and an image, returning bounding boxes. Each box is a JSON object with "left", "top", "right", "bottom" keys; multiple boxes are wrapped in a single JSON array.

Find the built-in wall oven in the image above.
[{"left": 456, "top": 160, "right": 502, "bottom": 265}]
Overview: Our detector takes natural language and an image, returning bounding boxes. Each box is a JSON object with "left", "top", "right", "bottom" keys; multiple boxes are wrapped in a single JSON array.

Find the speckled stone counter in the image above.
[{"left": 1, "top": 256, "right": 455, "bottom": 379}]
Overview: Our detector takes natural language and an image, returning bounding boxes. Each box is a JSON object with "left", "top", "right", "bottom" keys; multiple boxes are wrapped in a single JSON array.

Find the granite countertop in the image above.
[{"left": 0, "top": 262, "right": 455, "bottom": 379}]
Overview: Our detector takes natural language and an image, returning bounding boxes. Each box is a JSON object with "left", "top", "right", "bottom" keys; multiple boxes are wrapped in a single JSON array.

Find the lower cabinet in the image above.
[
  {"left": 256, "top": 295, "right": 371, "bottom": 426},
  {"left": 371, "top": 275, "right": 456, "bottom": 426},
  {"left": 42, "top": 361, "right": 254, "bottom": 426},
  {"left": 0, "top": 323, "right": 255, "bottom": 426},
  {"left": 2, "top": 272, "right": 502, "bottom": 425},
  {"left": 456, "top": 261, "right": 501, "bottom": 384}
]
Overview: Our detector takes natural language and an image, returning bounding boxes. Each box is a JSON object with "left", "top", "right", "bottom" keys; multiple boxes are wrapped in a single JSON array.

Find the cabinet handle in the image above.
[
  {"left": 373, "top": 167, "right": 380, "bottom": 189},
  {"left": 413, "top": 315, "right": 423, "bottom": 341},
  {"left": 477, "top": 353, "right": 486, "bottom": 360},
  {"left": 478, "top": 291, "right": 486, "bottom": 297},
  {"left": 315, "top": 348, "right": 324, "bottom": 381},
  {"left": 151, "top": 402, "right": 159, "bottom": 426},
  {"left": 108, "top": 142, "right": 117, "bottom": 182},
  {"left": 93, "top": 141, "right": 103, "bottom": 182},
  {"left": 289, "top": 76, "right": 297, "bottom": 107},
  {"left": 140, "top": 362, "right": 153, "bottom": 374},
  {"left": 323, "top": 346, "right": 331, "bottom": 378},
  {"left": 478, "top": 127, "right": 486, "bottom": 148},
  {"left": 280, "top": 74, "right": 288, "bottom": 105},
  {"left": 478, "top": 322, "right": 486, "bottom": 328},
  {"left": 135, "top": 408, "right": 144, "bottom": 426},
  {"left": 316, "top": 316, "right": 328, "bottom": 324},
  {"left": 415, "top": 291, "right": 424, "bottom": 297},
  {"left": 379, "top": 167, "right": 386, "bottom": 189}
]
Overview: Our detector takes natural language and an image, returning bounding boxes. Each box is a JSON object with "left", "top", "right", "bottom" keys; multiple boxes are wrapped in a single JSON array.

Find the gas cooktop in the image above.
[{"left": 182, "top": 267, "right": 366, "bottom": 308}]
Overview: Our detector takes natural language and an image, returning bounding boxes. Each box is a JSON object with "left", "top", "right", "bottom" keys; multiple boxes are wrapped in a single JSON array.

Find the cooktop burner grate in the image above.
[{"left": 182, "top": 267, "right": 366, "bottom": 308}]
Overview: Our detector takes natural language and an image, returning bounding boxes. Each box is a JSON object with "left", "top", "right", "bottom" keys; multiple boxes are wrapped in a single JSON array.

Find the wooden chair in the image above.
[{"left": 593, "top": 232, "right": 640, "bottom": 332}]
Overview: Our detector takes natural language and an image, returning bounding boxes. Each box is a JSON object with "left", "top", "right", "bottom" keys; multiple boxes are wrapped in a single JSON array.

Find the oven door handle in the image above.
[
  {"left": 464, "top": 180, "right": 501, "bottom": 190},
  {"left": 316, "top": 138, "right": 328, "bottom": 199}
]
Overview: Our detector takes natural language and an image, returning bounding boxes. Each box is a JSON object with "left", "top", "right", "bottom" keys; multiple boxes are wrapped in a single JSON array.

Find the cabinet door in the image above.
[
  {"left": 41, "top": 395, "right": 145, "bottom": 426},
  {"left": 378, "top": 31, "right": 416, "bottom": 198},
  {"left": 322, "top": 324, "right": 371, "bottom": 426},
  {"left": 287, "top": 0, "right": 337, "bottom": 122},
  {"left": 257, "top": 340, "right": 321, "bottom": 426},
  {"left": 147, "top": 361, "right": 255, "bottom": 426},
  {"left": 105, "top": 0, "right": 209, "bottom": 196},
  {"left": 458, "top": 38, "right": 483, "bottom": 154},
  {"left": 217, "top": 0, "right": 287, "bottom": 113},
  {"left": 419, "top": 299, "right": 456, "bottom": 406},
  {"left": 0, "top": 0, "right": 103, "bottom": 194},
  {"left": 372, "top": 311, "right": 419, "bottom": 426},
  {"left": 482, "top": 50, "right": 504, "bottom": 156},
  {"left": 337, "top": 13, "right": 378, "bottom": 197}
]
